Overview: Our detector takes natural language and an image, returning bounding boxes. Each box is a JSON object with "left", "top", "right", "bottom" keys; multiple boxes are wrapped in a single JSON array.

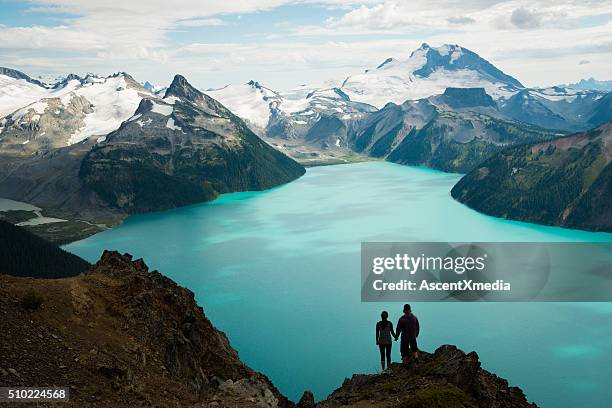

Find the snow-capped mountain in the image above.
[
  {"left": 499, "top": 86, "right": 610, "bottom": 131},
  {"left": 207, "top": 80, "right": 376, "bottom": 147},
  {"left": 340, "top": 43, "right": 523, "bottom": 108},
  {"left": 142, "top": 81, "right": 167, "bottom": 95},
  {"left": 0, "top": 68, "right": 51, "bottom": 118},
  {"left": 206, "top": 43, "right": 528, "bottom": 143},
  {"left": 206, "top": 80, "right": 282, "bottom": 133},
  {"left": 0, "top": 70, "right": 152, "bottom": 155}
]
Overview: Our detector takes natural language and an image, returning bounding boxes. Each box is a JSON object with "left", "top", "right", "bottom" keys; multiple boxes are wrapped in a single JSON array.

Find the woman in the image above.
[{"left": 375, "top": 311, "right": 396, "bottom": 371}]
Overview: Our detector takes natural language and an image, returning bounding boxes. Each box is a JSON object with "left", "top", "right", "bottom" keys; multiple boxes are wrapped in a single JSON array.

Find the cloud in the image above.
[
  {"left": 510, "top": 7, "right": 541, "bottom": 29},
  {"left": 1, "top": 0, "right": 611, "bottom": 90},
  {"left": 176, "top": 18, "right": 226, "bottom": 27},
  {"left": 0, "top": 25, "right": 106, "bottom": 51},
  {"left": 447, "top": 16, "right": 476, "bottom": 25}
]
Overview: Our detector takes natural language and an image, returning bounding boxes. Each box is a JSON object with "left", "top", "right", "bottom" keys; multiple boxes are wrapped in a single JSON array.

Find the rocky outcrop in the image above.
[
  {"left": 318, "top": 345, "right": 537, "bottom": 408},
  {"left": 0, "top": 250, "right": 539, "bottom": 407},
  {"left": 0, "top": 251, "right": 291, "bottom": 407}
]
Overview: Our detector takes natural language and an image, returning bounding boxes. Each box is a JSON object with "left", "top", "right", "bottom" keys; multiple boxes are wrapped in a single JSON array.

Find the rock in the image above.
[
  {"left": 1, "top": 250, "right": 535, "bottom": 408},
  {"left": 297, "top": 390, "right": 315, "bottom": 407},
  {"left": 319, "top": 345, "right": 538, "bottom": 407}
]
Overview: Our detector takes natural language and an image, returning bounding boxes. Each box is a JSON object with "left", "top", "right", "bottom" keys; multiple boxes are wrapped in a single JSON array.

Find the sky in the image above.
[{"left": 0, "top": 0, "right": 611, "bottom": 91}]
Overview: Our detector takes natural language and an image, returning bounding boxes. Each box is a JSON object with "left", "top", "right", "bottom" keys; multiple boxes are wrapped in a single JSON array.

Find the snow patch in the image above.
[
  {"left": 206, "top": 83, "right": 276, "bottom": 129},
  {"left": 163, "top": 95, "right": 181, "bottom": 105},
  {"left": 136, "top": 118, "right": 152, "bottom": 128},
  {"left": 67, "top": 76, "right": 146, "bottom": 145},
  {"left": 151, "top": 101, "right": 173, "bottom": 116},
  {"left": 166, "top": 117, "right": 183, "bottom": 132}
]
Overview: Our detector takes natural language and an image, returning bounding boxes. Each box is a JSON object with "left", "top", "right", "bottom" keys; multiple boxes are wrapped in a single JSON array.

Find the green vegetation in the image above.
[
  {"left": 387, "top": 114, "right": 557, "bottom": 173},
  {"left": 0, "top": 220, "right": 90, "bottom": 278},
  {"left": 0, "top": 210, "right": 37, "bottom": 224},
  {"left": 452, "top": 123, "right": 611, "bottom": 232},
  {"left": 24, "top": 219, "right": 106, "bottom": 245}
]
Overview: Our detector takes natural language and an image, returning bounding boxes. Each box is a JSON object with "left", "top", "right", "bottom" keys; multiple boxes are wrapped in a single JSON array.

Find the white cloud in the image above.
[
  {"left": 0, "top": 0, "right": 610, "bottom": 90},
  {"left": 510, "top": 7, "right": 542, "bottom": 29},
  {"left": 176, "top": 18, "right": 226, "bottom": 27}
]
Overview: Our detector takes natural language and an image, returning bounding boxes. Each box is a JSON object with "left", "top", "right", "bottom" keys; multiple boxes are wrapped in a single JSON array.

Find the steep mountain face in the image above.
[
  {"left": 340, "top": 43, "right": 523, "bottom": 108},
  {"left": 349, "top": 87, "right": 557, "bottom": 172},
  {"left": 0, "top": 67, "right": 46, "bottom": 87},
  {"left": 0, "top": 220, "right": 90, "bottom": 278},
  {"left": 0, "top": 73, "right": 151, "bottom": 156},
  {"left": 499, "top": 87, "right": 610, "bottom": 132},
  {"left": 208, "top": 81, "right": 376, "bottom": 150},
  {"left": 207, "top": 80, "right": 283, "bottom": 135},
  {"left": 350, "top": 99, "right": 436, "bottom": 157},
  {"left": 386, "top": 110, "right": 556, "bottom": 173},
  {"left": 451, "top": 122, "right": 612, "bottom": 232},
  {"left": 80, "top": 75, "right": 305, "bottom": 213},
  {"left": 588, "top": 92, "right": 612, "bottom": 128},
  {"left": 437, "top": 87, "right": 496, "bottom": 109}
]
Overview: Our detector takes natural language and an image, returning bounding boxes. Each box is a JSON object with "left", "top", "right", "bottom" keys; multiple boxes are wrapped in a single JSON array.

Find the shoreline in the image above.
[{"left": 4, "top": 159, "right": 612, "bottom": 246}]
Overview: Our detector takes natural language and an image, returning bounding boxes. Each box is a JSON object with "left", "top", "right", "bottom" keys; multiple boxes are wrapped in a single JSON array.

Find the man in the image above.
[{"left": 395, "top": 304, "right": 419, "bottom": 364}]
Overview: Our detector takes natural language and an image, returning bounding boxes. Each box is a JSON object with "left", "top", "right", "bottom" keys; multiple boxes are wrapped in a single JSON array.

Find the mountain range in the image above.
[
  {"left": 0, "top": 42, "right": 611, "bottom": 237},
  {"left": 208, "top": 43, "right": 610, "bottom": 140},
  {"left": 0, "top": 70, "right": 305, "bottom": 242}
]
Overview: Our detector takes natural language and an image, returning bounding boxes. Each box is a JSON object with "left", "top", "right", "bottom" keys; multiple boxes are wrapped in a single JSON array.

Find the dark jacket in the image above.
[
  {"left": 376, "top": 320, "right": 396, "bottom": 345},
  {"left": 396, "top": 313, "right": 419, "bottom": 341}
]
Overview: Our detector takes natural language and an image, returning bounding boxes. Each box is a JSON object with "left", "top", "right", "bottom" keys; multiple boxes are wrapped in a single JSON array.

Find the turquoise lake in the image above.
[{"left": 65, "top": 161, "right": 612, "bottom": 407}]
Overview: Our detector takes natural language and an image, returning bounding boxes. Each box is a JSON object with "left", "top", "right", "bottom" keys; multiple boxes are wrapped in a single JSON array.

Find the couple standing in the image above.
[{"left": 375, "top": 304, "right": 419, "bottom": 371}]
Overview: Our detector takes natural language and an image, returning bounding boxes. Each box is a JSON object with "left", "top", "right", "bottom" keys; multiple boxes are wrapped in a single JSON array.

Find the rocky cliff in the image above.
[
  {"left": 0, "top": 251, "right": 292, "bottom": 407},
  {"left": 0, "top": 252, "right": 538, "bottom": 407}
]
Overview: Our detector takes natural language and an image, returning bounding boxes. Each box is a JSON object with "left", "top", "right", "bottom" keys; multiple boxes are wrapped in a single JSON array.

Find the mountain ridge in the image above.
[{"left": 451, "top": 121, "right": 612, "bottom": 232}]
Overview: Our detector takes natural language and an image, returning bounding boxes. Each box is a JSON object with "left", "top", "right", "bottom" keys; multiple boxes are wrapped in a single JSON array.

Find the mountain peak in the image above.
[
  {"left": 376, "top": 58, "right": 394, "bottom": 69},
  {"left": 247, "top": 79, "right": 262, "bottom": 88},
  {"left": 0, "top": 67, "right": 47, "bottom": 88},
  {"left": 165, "top": 74, "right": 202, "bottom": 100},
  {"left": 410, "top": 43, "right": 523, "bottom": 88}
]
